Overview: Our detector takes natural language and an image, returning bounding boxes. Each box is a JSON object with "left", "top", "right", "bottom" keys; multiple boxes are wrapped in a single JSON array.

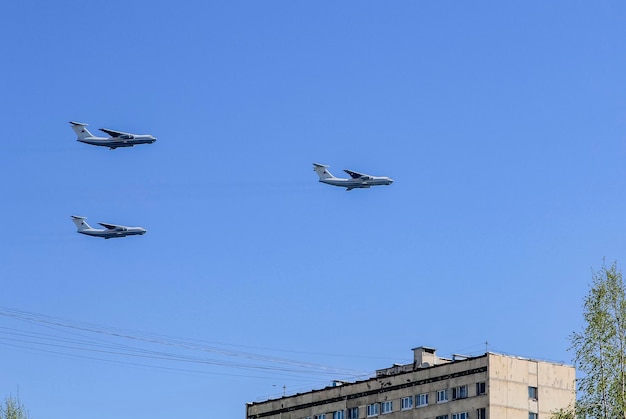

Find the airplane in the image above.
[
  {"left": 71, "top": 216, "right": 147, "bottom": 239},
  {"left": 313, "top": 163, "right": 393, "bottom": 191},
  {"left": 69, "top": 121, "right": 156, "bottom": 149}
]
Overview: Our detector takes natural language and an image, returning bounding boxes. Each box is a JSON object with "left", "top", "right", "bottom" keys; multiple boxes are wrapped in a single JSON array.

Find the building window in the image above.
[
  {"left": 529, "top": 414, "right": 538, "bottom": 419},
  {"left": 452, "top": 413, "right": 469, "bottom": 419},
  {"left": 528, "top": 386, "right": 538, "bottom": 400},
  {"left": 401, "top": 396, "right": 413, "bottom": 410},
  {"left": 436, "top": 416, "right": 449, "bottom": 419},
  {"left": 477, "top": 408, "right": 487, "bottom": 419},
  {"left": 416, "top": 393, "right": 428, "bottom": 407},
  {"left": 437, "top": 389, "right": 449, "bottom": 403},
  {"left": 381, "top": 401, "right": 392, "bottom": 415},
  {"left": 476, "top": 382, "right": 486, "bottom": 395},
  {"left": 347, "top": 407, "right": 359, "bottom": 419},
  {"left": 315, "top": 415, "right": 326, "bottom": 419},
  {"left": 367, "top": 403, "right": 379, "bottom": 417},
  {"left": 452, "top": 385, "right": 468, "bottom": 400},
  {"left": 333, "top": 411, "right": 344, "bottom": 419}
]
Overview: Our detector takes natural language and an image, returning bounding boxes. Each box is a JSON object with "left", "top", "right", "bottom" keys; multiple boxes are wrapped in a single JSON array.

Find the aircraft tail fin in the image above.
[
  {"left": 313, "top": 163, "right": 335, "bottom": 180},
  {"left": 71, "top": 215, "right": 92, "bottom": 231},
  {"left": 69, "top": 121, "right": 96, "bottom": 140}
]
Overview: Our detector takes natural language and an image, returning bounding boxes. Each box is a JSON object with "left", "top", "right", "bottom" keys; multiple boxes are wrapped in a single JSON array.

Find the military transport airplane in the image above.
[
  {"left": 70, "top": 121, "right": 156, "bottom": 149},
  {"left": 313, "top": 163, "right": 393, "bottom": 191},
  {"left": 71, "top": 216, "right": 146, "bottom": 239}
]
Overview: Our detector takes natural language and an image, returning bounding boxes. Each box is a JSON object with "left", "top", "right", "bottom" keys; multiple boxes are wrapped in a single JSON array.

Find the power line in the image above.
[{"left": 0, "top": 306, "right": 371, "bottom": 383}]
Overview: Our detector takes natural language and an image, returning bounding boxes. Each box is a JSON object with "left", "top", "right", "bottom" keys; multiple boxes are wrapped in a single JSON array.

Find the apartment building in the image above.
[{"left": 246, "top": 346, "right": 575, "bottom": 419}]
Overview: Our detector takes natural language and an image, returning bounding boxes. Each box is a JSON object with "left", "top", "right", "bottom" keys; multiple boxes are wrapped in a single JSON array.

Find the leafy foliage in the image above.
[
  {"left": 570, "top": 261, "right": 626, "bottom": 418},
  {"left": 550, "top": 407, "right": 575, "bottom": 419},
  {"left": 0, "top": 395, "right": 30, "bottom": 419}
]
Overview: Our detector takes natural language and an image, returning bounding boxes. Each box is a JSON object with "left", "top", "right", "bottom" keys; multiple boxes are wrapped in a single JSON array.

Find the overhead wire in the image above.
[
  {"left": 0, "top": 340, "right": 324, "bottom": 382},
  {"left": 0, "top": 306, "right": 372, "bottom": 383}
]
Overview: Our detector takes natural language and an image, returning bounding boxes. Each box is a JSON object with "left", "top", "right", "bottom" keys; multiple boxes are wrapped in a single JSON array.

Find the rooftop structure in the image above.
[{"left": 246, "top": 346, "right": 575, "bottom": 419}]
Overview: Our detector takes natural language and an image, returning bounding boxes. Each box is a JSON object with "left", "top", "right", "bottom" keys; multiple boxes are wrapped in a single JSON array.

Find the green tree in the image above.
[
  {"left": 570, "top": 261, "right": 626, "bottom": 418},
  {"left": 0, "top": 395, "right": 30, "bottom": 419},
  {"left": 550, "top": 406, "right": 576, "bottom": 419}
]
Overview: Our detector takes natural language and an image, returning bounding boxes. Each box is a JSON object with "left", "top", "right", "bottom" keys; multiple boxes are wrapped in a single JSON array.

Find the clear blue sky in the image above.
[{"left": 1, "top": 1, "right": 625, "bottom": 418}]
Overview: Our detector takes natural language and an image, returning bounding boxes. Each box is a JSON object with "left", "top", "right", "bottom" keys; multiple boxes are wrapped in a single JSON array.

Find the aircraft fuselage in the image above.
[
  {"left": 320, "top": 177, "right": 393, "bottom": 190},
  {"left": 78, "top": 228, "right": 147, "bottom": 239},
  {"left": 77, "top": 136, "right": 157, "bottom": 149}
]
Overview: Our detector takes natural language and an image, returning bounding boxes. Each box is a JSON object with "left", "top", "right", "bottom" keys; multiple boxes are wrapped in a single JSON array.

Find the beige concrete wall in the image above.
[
  {"left": 488, "top": 353, "right": 575, "bottom": 418},
  {"left": 247, "top": 352, "right": 575, "bottom": 419},
  {"left": 537, "top": 360, "right": 576, "bottom": 415},
  {"left": 248, "top": 356, "right": 490, "bottom": 419}
]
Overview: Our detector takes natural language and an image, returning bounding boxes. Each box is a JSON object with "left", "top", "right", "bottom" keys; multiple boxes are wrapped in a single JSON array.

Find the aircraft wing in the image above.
[
  {"left": 98, "top": 222, "right": 127, "bottom": 231},
  {"left": 344, "top": 169, "right": 372, "bottom": 180},
  {"left": 99, "top": 128, "right": 132, "bottom": 138}
]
